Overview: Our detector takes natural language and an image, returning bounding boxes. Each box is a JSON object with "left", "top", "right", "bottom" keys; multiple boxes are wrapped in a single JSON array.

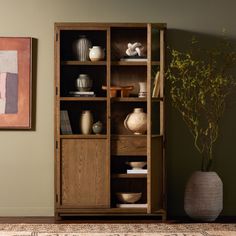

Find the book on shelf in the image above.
[
  {"left": 127, "top": 169, "right": 147, "bottom": 174},
  {"left": 60, "top": 110, "right": 72, "bottom": 135},
  {"left": 120, "top": 55, "right": 147, "bottom": 62},
  {"left": 69, "top": 91, "right": 96, "bottom": 97},
  {"left": 116, "top": 203, "right": 147, "bottom": 208},
  {"left": 152, "top": 71, "right": 160, "bottom": 98}
]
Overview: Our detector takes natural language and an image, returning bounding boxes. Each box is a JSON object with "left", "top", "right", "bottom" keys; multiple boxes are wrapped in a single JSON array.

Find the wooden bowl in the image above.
[
  {"left": 116, "top": 192, "right": 142, "bottom": 203},
  {"left": 126, "top": 161, "right": 147, "bottom": 170}
]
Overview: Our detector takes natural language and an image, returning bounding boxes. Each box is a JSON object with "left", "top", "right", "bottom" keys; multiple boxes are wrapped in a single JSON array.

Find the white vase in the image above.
[
  {"left": 124, "top": 108, "right": 147, "bottom": 135},
  {"left": 73, "top": 35, "right": 92, "bottom": 61},
  {"left": 138, "top": 82, "right": 147, "bottom": 98},
  {"left": 89, "top": 46, "right": 105, "bottom": 61},
  {"left": 80, "top": 110, "right": 93, "bottom": 135},
  {"left": 76, "top": 74, "right": 92, "bottom": 92},
  {"left": 184, "top": 171, "right": 223, "bottom": 222}
]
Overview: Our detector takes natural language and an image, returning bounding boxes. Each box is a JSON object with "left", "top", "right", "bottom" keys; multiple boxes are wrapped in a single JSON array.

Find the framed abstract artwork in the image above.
[{"left": 0, "top": 37, "right": 32, "bottom": 129}]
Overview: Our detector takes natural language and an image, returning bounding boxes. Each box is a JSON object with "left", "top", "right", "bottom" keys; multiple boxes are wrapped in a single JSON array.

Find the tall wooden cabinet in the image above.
[{"left": 54, "top": 23, "right": 166, "bottom": 220}]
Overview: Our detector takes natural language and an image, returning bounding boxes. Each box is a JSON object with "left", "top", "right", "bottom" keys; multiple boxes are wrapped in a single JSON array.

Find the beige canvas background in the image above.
[{"left": 0, "top": 0, "right": 235, "bottom": 217}]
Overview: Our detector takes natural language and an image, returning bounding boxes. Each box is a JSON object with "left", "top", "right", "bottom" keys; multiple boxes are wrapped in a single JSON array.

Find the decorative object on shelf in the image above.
[
  {"left": 166, "top": 36, "right": 236, "bottom": 221},
  {"left": 60, "top": 110, "right": 72, "bottom": 135},
  {"left": 92, "top": 121, "right": 103, "bottom": 134},
  {"left": 185, "top": 171, "right": 223, "bottom": 222},
  {"left": 116, "top": 192, "right": 142, "bottom": 204},
  {"left": 102, "top": 85, "right": 134, "bottom": 97},
  {"left": 0, "top": 37, "right": 32, "bottom": 129},
  {"left": 80, "top": 110, "right": 93, "bottom": 135},
  {"left": 126, "top": 161, "right": 147, "bottom": 170},
  {"left": 76, "top": 74, "right": 92, "bottom": 92},
  {"left": 120, "top": 42, "right": 146, "bottom": 61},
  {"left": 89, "top": 46, "right": 105, "bottom": 61},
  {"left": 138, "top": 82, "right": 147, "bottom": 98},
  {"left": 73, "top": 35, "right": 92, "bottom": 61},
  {"left": 126, "top": 42, "right": 144, "bottom": 57},
  {"left": 152, "top": 71, "right": 160, "bottom": 98},
  {"left": 69, "top": 91, "right": 95, "bottom": 97},
  {"left": 124, "top": 108, "right": 147, "bottom": 135}
]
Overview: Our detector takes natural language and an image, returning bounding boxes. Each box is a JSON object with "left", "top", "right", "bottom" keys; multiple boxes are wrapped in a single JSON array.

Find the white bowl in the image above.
[
  {"left": 126, "top": 161, "right": 147, "bottom": 170},
  {"left": 116, "top": 192, "right": 142, "bottom": 203}
]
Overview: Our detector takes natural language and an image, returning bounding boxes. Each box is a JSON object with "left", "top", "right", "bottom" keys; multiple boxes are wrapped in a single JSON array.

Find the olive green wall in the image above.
[{"left": 0, "top": 0, "right": 235, "bottom": 217}]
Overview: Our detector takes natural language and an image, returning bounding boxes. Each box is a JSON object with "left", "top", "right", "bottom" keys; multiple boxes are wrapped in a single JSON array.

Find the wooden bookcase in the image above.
[{"left": 54, "top": 23, "right": 166, "bottom": 220}]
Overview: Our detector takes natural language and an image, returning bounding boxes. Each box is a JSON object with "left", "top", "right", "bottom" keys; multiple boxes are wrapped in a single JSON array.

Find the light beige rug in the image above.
[{"left": 0, "top": 223, "right": 235, "bottom": 236}]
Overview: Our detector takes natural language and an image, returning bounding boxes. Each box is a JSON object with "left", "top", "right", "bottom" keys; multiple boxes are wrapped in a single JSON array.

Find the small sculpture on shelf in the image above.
[
  {"left": 126, "top": 42, "right": 144, "bottom": 57},
  {"left": 120, "top": 42, "right": 146, "bottom": 61}
]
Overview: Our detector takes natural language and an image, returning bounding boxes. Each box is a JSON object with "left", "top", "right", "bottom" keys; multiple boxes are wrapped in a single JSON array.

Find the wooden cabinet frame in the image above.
[{"left": 54, "top": 23, "right": 166, "bottom": 220}]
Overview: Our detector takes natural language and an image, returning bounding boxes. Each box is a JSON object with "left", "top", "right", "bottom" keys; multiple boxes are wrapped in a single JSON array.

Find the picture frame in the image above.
[{"left": 0, "top": 37, "right": 32, "bottom": 129}]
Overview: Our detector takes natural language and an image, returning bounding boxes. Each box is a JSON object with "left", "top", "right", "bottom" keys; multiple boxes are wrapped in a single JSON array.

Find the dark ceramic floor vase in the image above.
[{"left": 184, "top": 171, "right": 223, "bottom": 222}]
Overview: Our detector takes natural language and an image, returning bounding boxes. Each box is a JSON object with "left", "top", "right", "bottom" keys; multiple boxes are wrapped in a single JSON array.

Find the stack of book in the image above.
[
  {"left": 120, "top": 55, "right": 147, "bottom": 62},
  {"left": 127, "top": 169, "right": 147, "bottom": 174},
  {"left": 116, "top": 203, "right": 147, "bottom": 208},
  {"left": 60, "top": 110, "right": 72, "bottom": 135},
  {"left": 69, "top": 91, "right": 96, "bottom": 97}
]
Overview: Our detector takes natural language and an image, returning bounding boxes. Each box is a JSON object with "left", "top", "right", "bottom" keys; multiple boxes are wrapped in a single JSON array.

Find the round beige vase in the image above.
[
  {"left": 80, "top": 110, "right": 93, "bottom": 135},
  {"left": 89, "top": 46, "right": 105, "bottom": 61},
  {"left": 184, "top": 171, "right": 223, "bottom": 222},
  {"left": 124, "top": 108, "right": 147, "bottom": 135}
]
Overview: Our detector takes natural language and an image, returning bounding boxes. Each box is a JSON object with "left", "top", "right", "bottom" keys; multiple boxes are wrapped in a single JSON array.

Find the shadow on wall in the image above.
[{"left": 165, "top": 29, "right": 236, "bottom": 218}]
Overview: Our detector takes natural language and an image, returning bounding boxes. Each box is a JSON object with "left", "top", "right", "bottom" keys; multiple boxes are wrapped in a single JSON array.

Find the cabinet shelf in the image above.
[
  {"left": 61, "top": 61, "right": 107, "bottom": 66},
  {"left": 112, "top": 173, "right": 147, "bottom": 178},
  {"left": 60, "top": 97, "right": 107, "bottom": 101},
  {"left": 60, "top": 134, "right": 107, "bottom": 139},
  {"left": 111, "top": 61, "right": 160, "bottom": 66},
  {"left": 111, "top": 97, "right": 147, "bottom": 102}
]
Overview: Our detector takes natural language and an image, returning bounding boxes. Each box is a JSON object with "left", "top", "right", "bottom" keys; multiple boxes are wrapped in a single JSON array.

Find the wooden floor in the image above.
[{"left": 0, "top": 216, "right": 235, "bottom": 224}]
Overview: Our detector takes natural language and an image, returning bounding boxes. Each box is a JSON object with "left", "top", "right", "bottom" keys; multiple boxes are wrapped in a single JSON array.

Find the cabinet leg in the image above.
[
  {"left": 162, "top": 213, "right": 167, "bottom": 221},
  {"left": 55, "top": 213, "right": 62, "bottom": 221}
]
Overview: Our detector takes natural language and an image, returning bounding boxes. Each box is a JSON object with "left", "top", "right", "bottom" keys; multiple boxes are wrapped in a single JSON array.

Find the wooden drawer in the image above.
[{"left": 111, "top": 136, "right": 147, "bottom": 156}]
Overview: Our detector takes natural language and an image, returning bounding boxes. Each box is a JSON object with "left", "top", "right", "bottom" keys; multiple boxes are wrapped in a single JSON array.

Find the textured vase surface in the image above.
[
  {"left": 74, "top": 35, "right": 91, "bottom": 61},
  {"left": 80, "top": 110, "right": 93, "bottom": 135},
  {"left": 124, "top": 108, "right": 147, "bottom": 135},
  {"left": 184, "top": 171, "right": 223, "bottom": 222},
  {"left": 76, "top": 74, "right": 92, "bottom": 92}
]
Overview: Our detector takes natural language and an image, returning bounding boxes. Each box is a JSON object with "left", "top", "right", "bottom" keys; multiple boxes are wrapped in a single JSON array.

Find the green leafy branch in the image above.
[{"left": 166, "top": 37, "right": 236, "bottom": 171}]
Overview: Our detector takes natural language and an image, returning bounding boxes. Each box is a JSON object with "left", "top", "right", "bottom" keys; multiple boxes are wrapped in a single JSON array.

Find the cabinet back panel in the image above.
[
  {"left": 60, "top": 30, "right": 107, "bottom": 61},
  {"left": 111, "top": 28, "right": 147, "bottom": 60},
  {"left": 111, "top": 66, "right": 146, "bottom": 96}
]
